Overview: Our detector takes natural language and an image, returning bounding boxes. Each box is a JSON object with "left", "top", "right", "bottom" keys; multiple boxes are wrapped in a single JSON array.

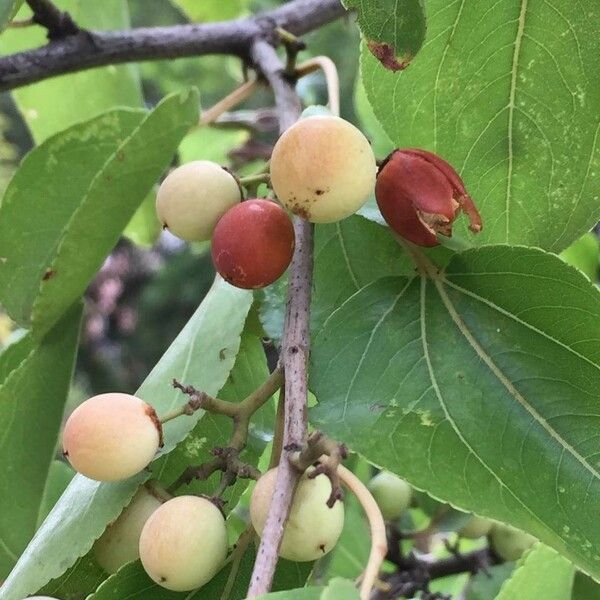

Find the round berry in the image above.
[
  {"left": 367, "top": 471, "right": 412, "bottom": 521},
  {"left": 62, "top": 393, "right": 162, "bottom": 482},
  {"left": 139, "top": 495, "right": 228, "bottom": 591},
  {"left": 250, "top": 467, "right": 344, "bottom": 562},
  {"left": 156, "top": 160, "right": 242, "bottom": 242},
  {"left": 490, "top": 524, "right": 537, "bottom": 561},
  {"left": 94, "top": 487, "right": 163, "bottom": 574},
  {"left": 458, "top": 515, "right": 493, "bottom": 539},
  {"left": 270, "top": 116, "right": 376, "bottom": 223},
  {"left": 211, "top": 199, "right": 294, "bottom": 289}
]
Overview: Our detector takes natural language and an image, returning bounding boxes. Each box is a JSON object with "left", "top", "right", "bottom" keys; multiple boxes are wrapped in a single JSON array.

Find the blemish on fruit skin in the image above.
[
  {"left": 367, "top": 41, "right": 412, "bottom": 72},
  {"left": 219, "top": 348, "right": 227, "bottom": 360},
  {"left": 318, "top": 544, "right": 326, "bottom": 553}
]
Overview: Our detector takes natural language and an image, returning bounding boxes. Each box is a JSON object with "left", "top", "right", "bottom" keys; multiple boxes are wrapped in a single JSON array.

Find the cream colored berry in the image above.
[
  {"left": 367, "top": 471, "right": 412, "bottom": 521},
  {"left": 139, "top": 495, "right": 228, "bottom": 591},
  {"left": 458, "top": 515, "right": 493, "bottom": 539},
  {"left": 94, "top": 486, "right": 163, "bottom": 573},
  {"left": 490, "top": 523, "right": 537, "bottom": 561},
  {"left": 250, "top": 467, "right": 344, "bottom": 562},
  {"left": 270, "top": 116, "right": 376, "bottom": 223},
  {"left": 156, "top": 160, "right": 242, "bottom": 241},
  {"left": 62, "top": 393, "right": 161, "bottom": 481}
]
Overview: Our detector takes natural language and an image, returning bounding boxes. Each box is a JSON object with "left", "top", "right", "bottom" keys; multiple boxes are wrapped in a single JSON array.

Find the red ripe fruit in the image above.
[
  {"left": 375, "top": 149, "right": 482, "bottom": 247},
  {"left": 211, "top": 199, "right": 295, "bottom": 289}
]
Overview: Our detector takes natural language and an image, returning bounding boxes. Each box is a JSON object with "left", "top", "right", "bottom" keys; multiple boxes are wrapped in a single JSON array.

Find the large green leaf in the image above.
[
  {"left": 494, "top": 544, "right": 574, "bottom": 600},
  {"left": 310, "top": 245, "right": 600, "bottom": 580},
  {"left": 0, "top": 304, "right": 81, "bottom": 578},
  {"left": 343, "top": 0, "right": 425, "bottom": 71},
  {"left": 361, "top": 0, "right": 600, "bottom": 252},
  {"left": 0, "top": 0, "right": 143, "bottom": 142},
  {"left": 0, "top": 90, "right": 198, "bottom": 337},
  {"left": 87, "top": 548, "right": 311, "bottom": 599},
  {"left": 0, "top": 278, "right": 252, "bottom": 600}
]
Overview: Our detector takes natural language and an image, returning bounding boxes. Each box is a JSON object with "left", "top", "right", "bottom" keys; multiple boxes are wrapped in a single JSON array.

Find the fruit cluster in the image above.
[
  {"left": 156, "top": 115, "right": 482, "bottom": 293},
  {"left": 61, "top": 393, "right": 345, "bottom": 591}
]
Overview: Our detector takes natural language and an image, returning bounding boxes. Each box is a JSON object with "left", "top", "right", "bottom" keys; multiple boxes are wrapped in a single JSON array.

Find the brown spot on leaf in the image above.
[
  {"left": 116, "top": 151, "right": 125, "bottom": 161},
  {"left": 42, "top": 269, "right": 55, "bottom": 281},
  {"left": 367, "top": 40, "right": 412, "bottom": 71},
  {"left": 219, "top": 348, "right": 227, "bottom": 360}
]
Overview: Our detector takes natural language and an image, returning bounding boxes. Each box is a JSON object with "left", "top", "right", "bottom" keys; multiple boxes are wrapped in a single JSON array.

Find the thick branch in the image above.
[
  {"left": 0, "top": 0, "right": 345, "bottom": 92},
  {"left": 246, "top": 40, "right": 313, "bottom": 598}
]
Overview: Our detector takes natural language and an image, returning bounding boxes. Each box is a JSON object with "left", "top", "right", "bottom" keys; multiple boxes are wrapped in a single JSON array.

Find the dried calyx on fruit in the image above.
[{"left": 375, "top": 149, "right": 482, "bottom": 247}]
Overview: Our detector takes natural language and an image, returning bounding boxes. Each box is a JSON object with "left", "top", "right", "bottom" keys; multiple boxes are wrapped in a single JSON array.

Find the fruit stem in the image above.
[
  {"left": 295, "top": 56, "right": 340, "bottom": 117},
  {"left": 337, "top": 464, "right": 388, "bottom": 600},
  {"left": 198, "top": 78, "right": 259, "bottom": 127},
  {"left": 238, "top": 172, "right": 271, "bottom": 188}
]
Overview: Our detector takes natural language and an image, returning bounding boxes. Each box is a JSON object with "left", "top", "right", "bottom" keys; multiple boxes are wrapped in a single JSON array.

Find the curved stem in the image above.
[
  {"left": 296, "top": 56, "right": 340, "bottom": 117},
  {"left": 337, "top": 465, "right": 387, "bottom": 600}
]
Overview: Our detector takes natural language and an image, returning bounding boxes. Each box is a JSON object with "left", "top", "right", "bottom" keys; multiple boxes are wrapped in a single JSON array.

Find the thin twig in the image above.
[
  {"left": 199, "top": 79, "right": 259, "bottom": 127},
  {"left": 246, "top": 39, "right": 313, "bottom": 598},
  {"left": 0, "top": 0, "right": 346, "bottom": 92},
  {"left": 25, "top": 0, "right": 79, "bottom": 39}
]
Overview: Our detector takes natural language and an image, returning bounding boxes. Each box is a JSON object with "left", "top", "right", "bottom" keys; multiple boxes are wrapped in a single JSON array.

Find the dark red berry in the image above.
[
  {"left": 211, "top": 199, "right": 295, "bottom": 289},
  {"left": 375, "top": 149, "right": 482, "bottom": 247}
]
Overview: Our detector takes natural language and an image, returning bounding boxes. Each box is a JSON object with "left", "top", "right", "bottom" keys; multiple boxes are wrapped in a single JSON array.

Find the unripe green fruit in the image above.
[
  {"left": 367, "top": 471, "right": 412, "bottom": 521},
  {"left": 156, "top": 160, "right": 242, "bottom": 241},
  {"left": 62, "top": 393, "right": 162, "bottom": 482},
  {"left": 139, "top": 495, "right": 228, "bottom": 591},
  {"left": 94, "top": 487, "right": 163, "bottom": 573},
  {"left": 270, "top": 116, "right": 376, "bottom": 223},
  {"left": 490, "top": 524, "right": 537, "bottom": 561},
  {"left": 458, "top": 516, "right": 493, "bottom": 539},
  {"left": 250, "top": 467, "right": 344, "bottom": 562}
]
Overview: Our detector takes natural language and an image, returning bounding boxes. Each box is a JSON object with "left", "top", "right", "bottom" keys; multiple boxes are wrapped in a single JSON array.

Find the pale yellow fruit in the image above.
[
  {"left": 156, "top": 160, "right": 242, "bottom": 241},
  {"left": 490, "top": 524, "right": 537, "bottom": 561},
  {"left": 458, "top": 515, "right": 493, "bottom": 539},
  {"left": 270, "top": 116, "right": 376, "bottom": 223},
  {"left": 250, "top": 467, "right": 344, "bottom": 562},
  {"left": 367, "top": 471, "right": 412, "bottom": 521},
  {"left": 139, "top": 496, "right": 228, "bottom": 591},
  {"left": 94, "top": 487, "right": 163, "bottom": 573},
  {"left": 62, "top": 393, "right": 161, "bottom": 482}
]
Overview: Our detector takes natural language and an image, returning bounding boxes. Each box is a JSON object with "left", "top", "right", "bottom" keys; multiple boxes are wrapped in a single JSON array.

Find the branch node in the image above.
[{"left": 26, "top": 0, "right": 80, "bottom": 40}]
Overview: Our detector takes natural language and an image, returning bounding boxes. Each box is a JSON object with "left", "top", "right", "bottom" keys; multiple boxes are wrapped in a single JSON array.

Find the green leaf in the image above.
[
  {"left": 494, "top": 544, "right": 574, "bottom": 600},
  {"left": 0, "top": 304, "right": 81, "bottom": 578},
  {"left": 361, "top": 0, "right": 600, "bottom": 252},
  {"left": 38, "top": 554, "right": 106, "bottom": 600},
  {"left": 560, "top": 233, "right": 599, "bottom": 281},
  {"left": 123, "top": 190, "right": 162, "bottom": 248},
  {"left": 320, "top": 578, "right": 360, "bottom": 600},
  {"left": 259, "top": 216, "right": 414, "bottom": 343},
  {"left": 572, "top": 572, "right": 600, "bottom": 600},
  {"left": 0, "top": 333, "right": 33, "bottom": 384},
  {"left": 0, "top": 90, "right": 199, "bottom": 338},
  {"left": 172, "top": 0, "right": 249, "bottom": 22},
  {"left": 87, "top": 548, "right": 311, "bottom": 599},
  {"left": 37, "top": 461, "right": 75, "bottom": 527},
  {"left": 178, "top": 125, "right": 249, "bottom": 165},
  {"left": 310, "top": 245, "right": 600, "bottom": 580},
  {"left": 0, "top": 0, "right": 143, "bottom": 142},
  {"left": 343, "top": 0, "right": 425, "bottom": 71},
  {"left": 0, "top": 278, "right": 252, "bottom": 600}
]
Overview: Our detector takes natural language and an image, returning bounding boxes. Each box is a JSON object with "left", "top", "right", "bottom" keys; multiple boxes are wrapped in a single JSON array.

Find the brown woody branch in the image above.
[
  {"left": 246, "top": 38, "right": 314, "bottom": 597},
  {"left": 0, "top": 0, "right": 345, "bottom": 92}
]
